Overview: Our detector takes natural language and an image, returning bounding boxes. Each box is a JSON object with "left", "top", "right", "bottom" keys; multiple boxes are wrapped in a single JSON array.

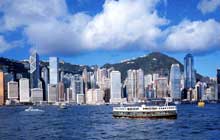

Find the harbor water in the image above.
[{"left": 0, "top": 104, "right": 219, "bottom": 140}]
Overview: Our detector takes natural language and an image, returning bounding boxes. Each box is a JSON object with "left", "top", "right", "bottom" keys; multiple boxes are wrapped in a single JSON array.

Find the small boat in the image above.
[
  {"left": 59, "top": 103, "right": 67, "bottom": 109},
  {"left": 198, "top": 101, "right": 205, "bottom": 107},
  {"left": 113, "top": 103, "right": 177, "bottom": 119},
  {"left": 25, "top": 106, "right": 44, "bottom": 112},
  {"left": 174, "top": 101, "right": 181, "bottom": 105}
]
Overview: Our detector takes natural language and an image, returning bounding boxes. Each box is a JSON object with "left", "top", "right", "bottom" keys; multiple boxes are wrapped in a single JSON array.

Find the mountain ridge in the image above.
[{"left": 0, "top": 52, "right": 203, "bottom": 81}]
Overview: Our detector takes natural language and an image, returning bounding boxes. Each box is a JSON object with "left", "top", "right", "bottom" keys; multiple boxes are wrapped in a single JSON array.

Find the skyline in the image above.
[{"left": 0, "top": 0, "right": 220, "bottom": 77}]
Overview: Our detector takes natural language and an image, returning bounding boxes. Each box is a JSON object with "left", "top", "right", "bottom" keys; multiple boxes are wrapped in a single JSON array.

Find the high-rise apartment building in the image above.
[
  {"left": 110, "top": 71, "right": 122, "bottom": 103},
  {"left": 31, "top": 88, "right": 43, "bottom": 103},
  {"left": 126, "top": 69, "right": 145, "bottom": 102},
  {"left": 156, "top": 77, "right": 168, "bottom": 98},
  {"left": 58, "top": 82, "right": 65, "bottom": 102},
  {"left": 19, "top": 78, "right": 30, "bottom": 103},
  {"left": 48, "top": 84, "right": 57, "bottom": 103},
  {"left": 7, "top": 81, "right": 18, "bottom": 100}
]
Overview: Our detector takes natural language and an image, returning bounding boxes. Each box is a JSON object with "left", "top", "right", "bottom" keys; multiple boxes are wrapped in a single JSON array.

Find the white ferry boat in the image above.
[{"left": 113, "top": 104, "right": 177, "bottom": 119}]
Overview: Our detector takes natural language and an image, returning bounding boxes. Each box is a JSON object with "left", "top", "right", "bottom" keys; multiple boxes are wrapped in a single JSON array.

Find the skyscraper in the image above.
[
  {"left": 49, "top": 57, "right": 59, "bottom": 85},
  {"left": 31, "top": 88, "right": 43, "bottom": 103},
  {"left": 156, "top": 77, "right": 168, "bottom": 98},
  {"left": 126, "top": 69, "right": 145, "bottom": 102},
  {"left": 48, "top": 84, "right": 57, "bottom": 103},
  {"left": 184, "top": 54, "right": 196, "bottom": 89},
  {"left": 216, "top": 68, "right": 220, "bottom": 100},
  {"left": 71, "top": 74, "right": 83, "bottom": 95},
  {"left": 136, "top": 69, "right": 145, "bottom": 100},
  {"left": 127, "top": 70, "right": 136, "bottom": 102},
  {"left": 7, "top": 81, "right": 18, "bottom": 100},
  {"left": 169, "top": 64, "right": 181, "bottom": 100},
  {"left": 29, "top": 51, "right": 40, "bottom": 88},
  {"left": 19, "top": 78, "right": 30, "bottom": 103},
  {"left": 110, "top": 71, "right": 122, "bottom": 103},
  {"left": 58, "top": 82, "right": 65, "bottom": 102},
  {"left": 41, "top": 67, "right": 49, "bottom": 100},
  {"left": 0, "top": 72, "right": 4, "bottom": 105}
]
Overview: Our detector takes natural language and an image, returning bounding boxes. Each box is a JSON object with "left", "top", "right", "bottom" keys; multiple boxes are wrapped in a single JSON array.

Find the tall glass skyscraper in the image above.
[
  {"left": 41, "top": 67, "right": 49, "bottom": 100},
  {"left": 217, "top": 69, "right": 220, "bottom": 100},
  {"left": 184, "top": 54, "right": 196, "bottom": 89},
  {"left": 49, "top": 57, "right": 59, "bottom": 85},
  {"left": 170, "top": 64, "right": 181, "bottom": 100},
  {"left": 29, "top": 52, "right": 40, "bottom": 89}
]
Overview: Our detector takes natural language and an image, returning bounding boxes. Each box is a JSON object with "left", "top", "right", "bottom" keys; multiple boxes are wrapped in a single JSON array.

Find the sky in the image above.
[{"left": 0, "top": 0, "right": 220, "bottom": 77}]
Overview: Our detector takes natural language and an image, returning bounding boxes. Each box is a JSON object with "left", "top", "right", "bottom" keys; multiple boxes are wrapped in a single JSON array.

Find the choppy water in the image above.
[{"left": 0, "top": 104, "right": 219, "bottom": 140}]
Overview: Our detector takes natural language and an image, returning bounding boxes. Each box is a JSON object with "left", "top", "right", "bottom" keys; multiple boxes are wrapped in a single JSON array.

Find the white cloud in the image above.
[
  {"left": 197, "top": 0, "right": 220, "bottom": 14},
  {"left": 0, "top": 0, "right": 67, "bottom": 30},
  {"left": 164, "top": 19, "right": 220, "bottom": 53},
  {"left": 82, "top": 0, "right": 167, "bottom": 50},
  {"left": 0, "top": 36, "right": 13, "bottom": 53},
  {"left": 25, "top": 13, "right": 91, "bottom": 55},
  {"left": 0, "top": 0, "right": 219, "bottom": 55}
]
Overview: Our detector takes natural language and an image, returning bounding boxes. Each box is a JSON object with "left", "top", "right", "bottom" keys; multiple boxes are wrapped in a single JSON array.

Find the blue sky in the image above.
[{"left": 0, "top": 0, "right": 220, "bottom": 77}]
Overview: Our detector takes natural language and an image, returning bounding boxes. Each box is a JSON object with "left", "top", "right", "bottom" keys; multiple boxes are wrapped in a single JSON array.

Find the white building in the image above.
[
  {"left": 19, "top": 78, "right": 30, "bottom": 103},
  {"left": 71, "top": 74, "right": 83, "bottom": 95},
  {"left": 7, "top": 81, "right": 18, "bottom": 100},
  {"left": 49, "top": 57, "right": 59, "bottom": 84},
  {"left": 86, "top": 89, "right": 104, "bottom": 105},
  {"left": 77, "top": 94, "right": 84, "bottom": 104},
  {"left": 31, "top": 88, "right": 43, "bottom": 103},
  {"left": 66, "top": 88, "right": 73, "bottom": 103},
  {"left": 110, "top": 71, "right": 122, "bottom": 104},
  {"left": 144, "top": 74, "right": 153, "bottom": 87},
  {"left": 48, "top": 84, "right": 57, "bottom": 103}
]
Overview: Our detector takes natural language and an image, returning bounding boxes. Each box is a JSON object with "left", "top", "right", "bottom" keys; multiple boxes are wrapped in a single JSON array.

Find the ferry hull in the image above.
[{"left": 113, "top": 111, "right": 177, "bottom": 119}]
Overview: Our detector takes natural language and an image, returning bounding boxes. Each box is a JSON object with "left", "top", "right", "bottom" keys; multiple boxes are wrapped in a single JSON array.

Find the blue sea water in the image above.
[{"left": 0, "top": 104, "right": 219, "bottom": 140}]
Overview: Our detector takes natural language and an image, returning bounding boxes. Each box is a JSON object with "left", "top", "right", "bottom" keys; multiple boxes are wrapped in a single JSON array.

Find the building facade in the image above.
[
  {"left": 41, "top": 67, "right": 49, "bottom": 101},
  {"left": 169, "top": 64, "right": 181, "bottom": 100},
  {"left": 184, "top": 54, "right": 196, "bottom": 89},
  {"left": 7, "top": 81, "right": 18, "bottom": 100},
  {"left": 31, "top": 88, "right": 43, "bottom": 103},
  {"left": 217, "top": 69, "right": 220, "bottom": 100},
  {"left": 49, "top": 57, "right": 59, "bottom": 85},
  {"left": 19, "top": 78, "right": 30, "bottom": 103},
  {"left": 48, "top": 84, "right": 57, "bottom": 103},
  {"left": 0, "top": 72, "right": 4, "bottom": 105},
  {"left": 110, "top": 71, "right": 122, "bottom": 103},
  {"left": 30, "top": 51, "right": 40, "bottom": 88}
]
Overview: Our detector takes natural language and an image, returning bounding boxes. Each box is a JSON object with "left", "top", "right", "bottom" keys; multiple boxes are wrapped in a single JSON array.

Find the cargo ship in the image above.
[{"left": 113, "top": 104, "right": 177, "bottom": 119}]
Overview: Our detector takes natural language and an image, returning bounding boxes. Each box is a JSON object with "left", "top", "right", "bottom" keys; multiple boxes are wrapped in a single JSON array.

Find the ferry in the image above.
[{"left": 113, "top": 104, "right": 177, "bottom": 119}]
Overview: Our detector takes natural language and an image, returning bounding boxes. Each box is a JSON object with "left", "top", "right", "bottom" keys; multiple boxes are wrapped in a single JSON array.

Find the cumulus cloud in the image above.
[
  {"left": 0, "top": 0, "right": 219, "bottom": 55},
  {"left": 0, "top": 0, "right": 67, "bottom": 30},
  {"left": 82, "top": 0, "right": 167, "bottom": 50},
  {"left": 164, "top": 19, "right": 220, "bottom": 53},
  {"left": 197, "top": 0, "right": 220, "bottom": 14},
  {"left": 25, "top": 13, "right": 91, "bottom": 55},
  {"left": 0, "top": 36, "right": 14, "bottom": 53}
]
